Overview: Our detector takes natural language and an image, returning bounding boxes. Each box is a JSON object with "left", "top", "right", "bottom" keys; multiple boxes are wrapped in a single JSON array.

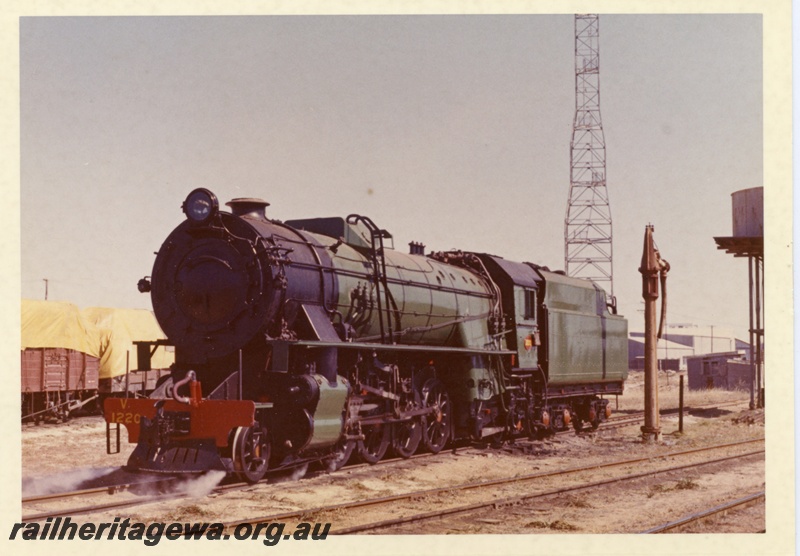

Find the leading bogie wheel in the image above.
[
  {"left": 232, "top": 425, "right": 270, "bottom": 484},
  {"left": 326, "top": 438, "right": 356, "bottom": 472}
]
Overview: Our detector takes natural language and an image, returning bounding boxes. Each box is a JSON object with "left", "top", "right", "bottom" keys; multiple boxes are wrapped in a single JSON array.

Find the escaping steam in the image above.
[
  {"left": 179, "top": 470, "right": 227, "bottom": 498},
  {"left": 271, "top": 463, "right": 309, "bottom": 484},
  {"left": 22, "top": 467, "right": 117, "bottom": 497}
]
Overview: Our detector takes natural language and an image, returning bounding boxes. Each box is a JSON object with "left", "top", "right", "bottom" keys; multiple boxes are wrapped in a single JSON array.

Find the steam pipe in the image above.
[{"left": 172, "top": 370, "right": 197, "bottom": 405}]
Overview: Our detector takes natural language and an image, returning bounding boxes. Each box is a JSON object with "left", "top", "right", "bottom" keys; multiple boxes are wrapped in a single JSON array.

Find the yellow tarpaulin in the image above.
[
  {"left": 82, "top": 307, "right": 174, "bottom": 380},
  {"left": 21, "top": 299, "right": 104, "bottom": 358}
]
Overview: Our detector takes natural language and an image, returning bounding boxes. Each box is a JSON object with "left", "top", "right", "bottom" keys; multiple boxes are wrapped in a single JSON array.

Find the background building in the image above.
[
  {"left": 685, "top": 352, "right": 751, "bottom": 391},
  {"left": 628, "top": 324, "right": 743, "bottom": 371}
]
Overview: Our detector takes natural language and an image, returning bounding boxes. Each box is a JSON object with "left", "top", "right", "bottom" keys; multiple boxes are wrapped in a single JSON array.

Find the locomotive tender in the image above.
[{"left": 104, "top": 188, "right": 628, "bottom": 482}]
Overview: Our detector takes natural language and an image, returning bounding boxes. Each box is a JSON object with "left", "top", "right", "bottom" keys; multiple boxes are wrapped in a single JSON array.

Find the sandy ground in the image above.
[{"left": 20, "top": 371, "right": 766, "bottom": 534}]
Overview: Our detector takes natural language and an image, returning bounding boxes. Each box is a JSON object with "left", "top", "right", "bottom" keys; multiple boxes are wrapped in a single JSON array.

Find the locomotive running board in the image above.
[{"left": 293, "top": 340, "right": 515, "bottom": 357}]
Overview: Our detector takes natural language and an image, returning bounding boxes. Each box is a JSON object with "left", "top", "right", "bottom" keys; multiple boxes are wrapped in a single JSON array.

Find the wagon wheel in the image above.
[
  {"left": 573, "top": 404, "right": 600, "bottom": 432},
  {"left": 59, "top": 403, "right": 71, "bottom": 423},
  {"left": 357, "top": 424, "right": 390, "bottom": 464},
  {"left": 232, "top": 425, "right": 270, "bottom": 483},
  {"left": 420, "top": 378, "right": 451, "bottom": 454},
  {"left": 326, "top": 438, "right": 356, "bottom": 472},
  {"left": 589, "top": 405, "right": 602, "bottom": 430},
  {"left": 392, "top": 418, "right": 422, "bottom": 458}
]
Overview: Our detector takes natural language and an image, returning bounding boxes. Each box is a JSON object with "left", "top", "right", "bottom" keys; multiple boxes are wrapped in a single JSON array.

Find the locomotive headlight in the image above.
[{"left": 182, "top": 188, "right": 219, "bottom": 225}]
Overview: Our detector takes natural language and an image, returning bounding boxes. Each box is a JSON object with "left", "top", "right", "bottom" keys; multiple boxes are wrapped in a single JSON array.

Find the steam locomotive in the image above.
[{"left": 104, "top": 188, "right": 628, "bottom": 482}]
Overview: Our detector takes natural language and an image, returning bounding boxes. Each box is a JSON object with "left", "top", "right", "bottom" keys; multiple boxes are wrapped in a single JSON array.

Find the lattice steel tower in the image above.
[{"left": 565, "top": 14, "right": 614, "bottom": 297}]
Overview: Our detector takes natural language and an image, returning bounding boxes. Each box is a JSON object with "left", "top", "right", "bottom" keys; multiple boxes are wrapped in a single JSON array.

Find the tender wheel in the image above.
[
  {"left": 392, "top": 418, "right": 422, "bottom": 458},
  {"left": 232, "top": 425, "right": 270, "bottom": 483},
  {"left": 576, "top": 403, "right": 601, "bottom": 431},
  {"left": 326, "top": 438, "right": 356, "bottom": 472},
  {"left": 357, "top": 424, "right": 390, "bottom": 464},
  {"left": 420, "top": 378, "right": 451, "bottom": 454},
  {"left": 590, "top": 402, "right": 603, "bottom": 430}
]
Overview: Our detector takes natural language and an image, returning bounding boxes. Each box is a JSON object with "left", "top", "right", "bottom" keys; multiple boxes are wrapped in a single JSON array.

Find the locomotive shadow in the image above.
[{"left": 687, "top": 407, "right": 735, "bottom": 419}]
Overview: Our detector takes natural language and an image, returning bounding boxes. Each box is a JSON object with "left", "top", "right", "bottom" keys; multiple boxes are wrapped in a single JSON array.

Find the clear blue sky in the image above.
[{"left": 20, "top": 14, "right": 764, "bottom": 339}]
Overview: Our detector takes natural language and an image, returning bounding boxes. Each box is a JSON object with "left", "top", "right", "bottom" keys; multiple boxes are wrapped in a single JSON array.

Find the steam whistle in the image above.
[{"left": 639, "top": 225, "right": 670, "bottom": 441}]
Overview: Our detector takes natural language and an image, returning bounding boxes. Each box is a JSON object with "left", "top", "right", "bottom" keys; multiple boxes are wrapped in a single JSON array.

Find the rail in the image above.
[{"left": 218, "top": 437, "right": 764, "bottom": 533}]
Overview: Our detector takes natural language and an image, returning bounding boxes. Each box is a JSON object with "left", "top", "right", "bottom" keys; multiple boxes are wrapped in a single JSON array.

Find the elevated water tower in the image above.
[{"left": 714, "top": 187, "right": 764, "bottom": 409}]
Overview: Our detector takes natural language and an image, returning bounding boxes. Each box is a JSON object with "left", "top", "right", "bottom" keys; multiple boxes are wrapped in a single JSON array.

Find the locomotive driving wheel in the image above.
[
  {"left": 357, "top": 424, "right": 390, "bottom": 464},
  {"left": 392, "top": 389, "right": 422, "bottom": 458},
  {"left": 420, "top": 378, "right": 451, "bottom": 454},
  {"left": 232, "top": 425, "right": 270, "bottom": 483},
  {"left": 392, "top": 418, "right": 422, "bottom": 458}
]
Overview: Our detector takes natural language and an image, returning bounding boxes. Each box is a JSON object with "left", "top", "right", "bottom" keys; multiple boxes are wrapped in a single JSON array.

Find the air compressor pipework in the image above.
[{"left": 172, "top": 370, "right": 201, "bottom": 407}]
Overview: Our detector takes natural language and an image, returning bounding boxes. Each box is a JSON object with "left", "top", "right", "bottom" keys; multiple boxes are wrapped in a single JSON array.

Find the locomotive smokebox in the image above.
[
  {"left": 150, "top": 192, "right": 284, "bottom": 363},
  {"left": 226, "top": 198, "right": 270, "bottom": 220}
]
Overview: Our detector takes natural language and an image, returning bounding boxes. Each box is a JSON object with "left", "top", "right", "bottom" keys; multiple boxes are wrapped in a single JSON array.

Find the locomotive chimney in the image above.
[{"left": 226, "top": 198, "right": 270, "bottom": 220}]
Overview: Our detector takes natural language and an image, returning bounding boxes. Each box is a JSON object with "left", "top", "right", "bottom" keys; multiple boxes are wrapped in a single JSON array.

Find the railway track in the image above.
[
  {"left": 22, "top": 397, "right": 756, "bottom": 523},
  {"left": 20, "top": 445, "right": 467, "bottom": 521},
  {"left": 641, "top": 491, "right": 766, "bottom": 533},
  {"left": 22, "top": 468, "right": 300, "bottom": 521},
  {"left": 216, "top": 437, "right": 763, "bottom": 534},
  {"left": 21, "top": 476, "right": 180, "bottom": 505},
  {"left": 603, "top": 398, "right": 750, "bottom": 428}
]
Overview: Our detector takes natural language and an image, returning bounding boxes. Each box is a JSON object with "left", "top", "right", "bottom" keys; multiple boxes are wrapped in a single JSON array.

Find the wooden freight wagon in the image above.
[
  {"left": 21, "top": 299, "right": 104, "bottom": 422},
  {"left": 21, "top": 347, "right": 100, "bottom": 422}
]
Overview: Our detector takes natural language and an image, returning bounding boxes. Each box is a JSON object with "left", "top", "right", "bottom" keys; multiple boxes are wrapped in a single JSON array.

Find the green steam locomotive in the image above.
[{"left": 105, "top": 188, "right": 628, "bottom": 482}]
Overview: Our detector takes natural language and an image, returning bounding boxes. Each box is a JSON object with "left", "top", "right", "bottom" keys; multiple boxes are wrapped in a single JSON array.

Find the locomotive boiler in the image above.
[{"left": 105, "top": 188, "right": 628, "bottom": 482}]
